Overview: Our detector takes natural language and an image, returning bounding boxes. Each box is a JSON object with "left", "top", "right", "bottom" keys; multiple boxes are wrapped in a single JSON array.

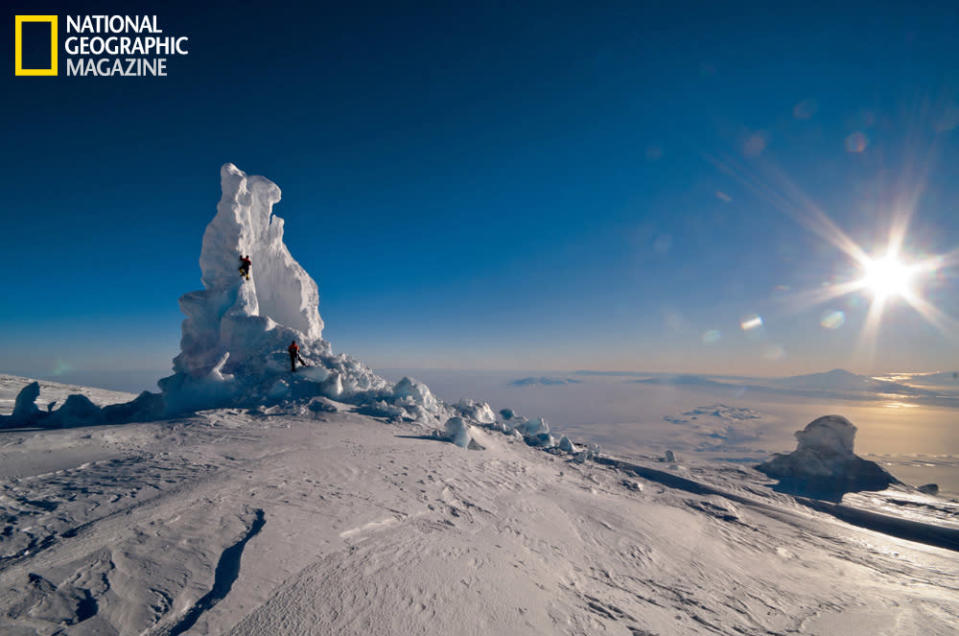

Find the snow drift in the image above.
[{"left": 756, "top": 415, "right": 898, "bottom": 499}]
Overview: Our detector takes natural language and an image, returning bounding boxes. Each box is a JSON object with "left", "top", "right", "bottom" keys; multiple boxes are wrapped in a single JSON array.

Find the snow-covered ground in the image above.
[
  {"left": 1, "top": 383, "right": 958, "bottom": 634},
  {"left": 379, "top": 369, "right": 959, "bottom": 498},
  {"left": 3, "top": 164, "right": 957, "bottom": 634}
]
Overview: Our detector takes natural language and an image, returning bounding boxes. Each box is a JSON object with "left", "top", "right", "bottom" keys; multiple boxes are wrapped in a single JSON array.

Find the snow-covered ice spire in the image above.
[
  {"left": 199, "top": 163, "right": 324, "bottom": 340},
  {"left": 1, "top": 163, "right": 478, "bottom": 427},
  {"left": 172, "top": 164, "right": 329, "bottom": 380},
  {"left": 153, "top": 163, "right": 449, "bottom": 423}
]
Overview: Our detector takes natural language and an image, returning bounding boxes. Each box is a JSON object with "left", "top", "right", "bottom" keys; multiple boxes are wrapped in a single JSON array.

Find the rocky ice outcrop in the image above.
[{"left": 756, "top": 415, "right": 897, "bottom": 499}]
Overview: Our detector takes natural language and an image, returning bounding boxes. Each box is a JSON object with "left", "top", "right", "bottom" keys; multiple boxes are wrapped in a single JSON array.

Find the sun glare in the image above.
[
  {"left": 706, "top": 150, "right": 958, "bottom": 355},
  {"left": 860, "top": 254, "right": 915, "bottom": 300}
]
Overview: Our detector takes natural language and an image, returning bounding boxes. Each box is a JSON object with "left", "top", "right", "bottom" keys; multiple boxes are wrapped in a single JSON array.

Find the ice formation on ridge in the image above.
[
  {"left": 756, "top": 415, "right": 897, "bottom": 499},
  {"left": 158, "top": 163, "right": 441, "bottom": 419},
  {"left": 1, "top": 163, "right": 567, "bottom": 451},
  {"left": 1, "top": 164, "right": 451, "bottom": 427},
  {"left": 172, "top": 163, "right": 327, "bottom": 380}
]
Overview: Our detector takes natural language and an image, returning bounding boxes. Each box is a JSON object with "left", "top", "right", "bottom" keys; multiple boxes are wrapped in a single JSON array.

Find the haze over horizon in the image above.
[{"left": 3, "top": 1, "right": 958, "bottom": 381}]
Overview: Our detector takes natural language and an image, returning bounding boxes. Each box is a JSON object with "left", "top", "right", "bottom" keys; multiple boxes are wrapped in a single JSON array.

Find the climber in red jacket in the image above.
[
  {"left": 238, "top": 255, "right": 252, "bottom": 280},
  {"left": 288, "top": 340, "right": 307, "bottom": 372}
]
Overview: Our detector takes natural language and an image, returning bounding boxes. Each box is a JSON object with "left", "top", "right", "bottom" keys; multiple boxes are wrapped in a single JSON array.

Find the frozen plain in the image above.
[{"left": 1, "top": 381, "right": 959, "bottom": 635}]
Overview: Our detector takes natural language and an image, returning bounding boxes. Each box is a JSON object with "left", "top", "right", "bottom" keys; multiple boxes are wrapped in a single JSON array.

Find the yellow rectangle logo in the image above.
[{"left": 15, "top": 15, "right": 58, "bottom": 76}]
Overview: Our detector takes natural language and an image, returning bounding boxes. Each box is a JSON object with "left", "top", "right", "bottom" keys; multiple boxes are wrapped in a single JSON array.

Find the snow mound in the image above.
[{"left": 756, "top": 415, "right": 897, "bottom": 499}]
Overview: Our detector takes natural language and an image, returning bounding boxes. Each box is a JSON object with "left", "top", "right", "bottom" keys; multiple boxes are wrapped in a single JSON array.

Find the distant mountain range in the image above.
[
  {"left": 509, "top": 377, "right": 582, "bottom": 387},
  {"left": 616, "top": 368, "right": 957, "bottom": 406},
  {"left": 766, "top": 368, "right": 925, "bottom": 395},
  {"left": 514, "top": 368, "right": 959, "bottom": 406}
]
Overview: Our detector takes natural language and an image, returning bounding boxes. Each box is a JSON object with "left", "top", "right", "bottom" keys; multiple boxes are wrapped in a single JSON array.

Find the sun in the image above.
[{"left": 859, "top": 253, "right": 916, "bottom": 300}]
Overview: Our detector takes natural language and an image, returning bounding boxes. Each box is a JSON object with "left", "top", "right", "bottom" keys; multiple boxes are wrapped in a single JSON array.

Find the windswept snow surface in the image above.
[
  {"left": 390, "top": 369, "right": 959, "bottom": 496},
  {"left": 1, "top": 404, "right": 958, "bottom": 634}
]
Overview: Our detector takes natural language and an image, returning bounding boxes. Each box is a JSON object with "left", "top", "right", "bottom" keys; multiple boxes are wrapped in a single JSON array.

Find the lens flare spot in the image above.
[
  {"left": 52, "top": 359, "right": 73, "bottom": 376},
  {"left": 740, "top": 315, "right": 763, "bottom": 331},
  {"left": 845, "top": 131, "right": 868, "bottom": 153},
  {"left": 793, "top": 98, "right": 818, "bottom": 120},
  {"left": 764, "top": 344, "right": 786, "bottom": 360},
  {"left": 820, "top": 310, "right": 845, "bottom": 329},
  {"left": 743, "top": 133, "right": 767, "bottom": 157},
  {"left": 702, "top": 329, "right": 721, "bottom": 344},
  {"left": 653, "top": 234, "right": 673, "bottom": 254}
]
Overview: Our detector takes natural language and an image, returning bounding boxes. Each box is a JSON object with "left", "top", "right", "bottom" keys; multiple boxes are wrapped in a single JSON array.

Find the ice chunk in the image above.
[
  {"left": 307, "top": 397, "right": 339, "bottom": 413},
  {"left": 12, "top": 381, "right": 40, "bottom": 422},
  {"left": 47, "top": 394, "right": 103, "bottom": 428},
  {"left": 795, "top": 415, "right": 855, "bottom": 455},
  {"left": 322, "top": 373, "right": 344, "bottom": 399},
  {"left": 454, "top": 399, "right": 496, "bottom": 425},
  {"left": 392, "top": 377, "right": 439, "bottom": 411},
  {"left": 526, "top": 432, "right": 556, "bottom": 448},
  {"left": 102, "top": 391, "right": 164, "bottom": 424},
  {"left": 444, "top": 417, "right": 473, "bottom": 448},
  {"left": 516, "top": 417, "right": 549, "bottom": 437}
]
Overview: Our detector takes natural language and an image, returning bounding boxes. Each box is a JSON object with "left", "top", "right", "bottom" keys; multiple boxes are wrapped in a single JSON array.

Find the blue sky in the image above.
[{"left": 2, "top": 1, "right": 958, "bottom": 387}]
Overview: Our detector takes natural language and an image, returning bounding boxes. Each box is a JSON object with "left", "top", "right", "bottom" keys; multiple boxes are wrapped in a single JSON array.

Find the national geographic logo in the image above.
[
  {"left": 14, "top": 15, "right": 57, "bottom": 75},
  {"left": 14, "top": 14, "right": 189, "bottom": 77}
]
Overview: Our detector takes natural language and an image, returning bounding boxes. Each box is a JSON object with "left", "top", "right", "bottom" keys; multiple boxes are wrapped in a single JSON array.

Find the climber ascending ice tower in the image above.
[
  {"left": 1, "top": 164, "right": 497, "bottom": 432},
  {"left": 155, "top": 163, "right": 447, "bottom": 422},
  {"left": 170, "top": 163, "right": 329, "bottom": 382}
]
